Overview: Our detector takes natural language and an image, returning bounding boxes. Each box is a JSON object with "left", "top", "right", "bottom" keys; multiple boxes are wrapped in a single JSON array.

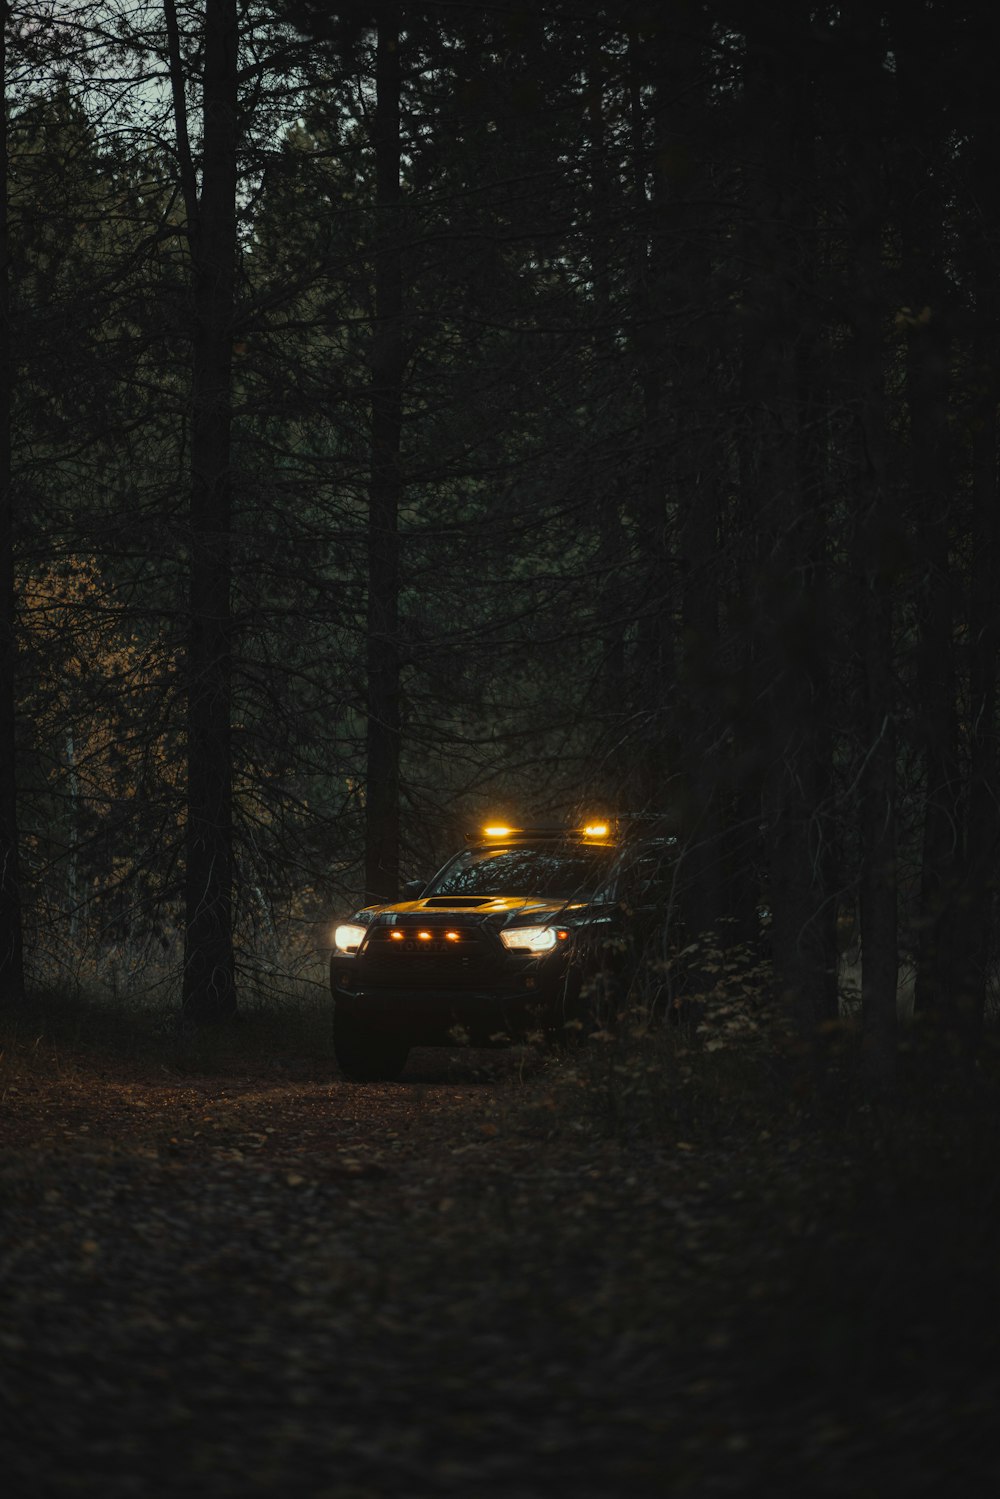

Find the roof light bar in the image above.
[{"left": 473, "top": 819, "right": 617, "bottom": 843}]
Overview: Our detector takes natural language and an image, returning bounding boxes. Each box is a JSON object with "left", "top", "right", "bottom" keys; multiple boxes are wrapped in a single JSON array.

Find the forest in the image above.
[
  {"left": 2, "top": 0, "right": 999, "bottom": 1095},
  {"left": 6, "top": 5, "right": 1000, "bottom": 1494}
]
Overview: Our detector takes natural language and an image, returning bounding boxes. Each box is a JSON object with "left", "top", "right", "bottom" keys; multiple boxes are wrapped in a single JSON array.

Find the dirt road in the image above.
[{"left": 1, "top": 1045, "right": 996, "bottom": 1496}]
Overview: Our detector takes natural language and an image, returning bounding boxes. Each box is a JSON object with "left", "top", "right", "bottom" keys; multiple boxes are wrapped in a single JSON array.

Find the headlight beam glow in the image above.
[
  {"left": 333, "top": 922, "right": 367, "bottom": 953},
  {"left": 500, "top": 925, "right": 561, "bottom": 952}
]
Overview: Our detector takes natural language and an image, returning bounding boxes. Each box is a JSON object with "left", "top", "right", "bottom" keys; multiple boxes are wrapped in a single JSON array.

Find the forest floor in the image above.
[{"left": 1, "top": 1002, "right": 999, "bottom": 1498}]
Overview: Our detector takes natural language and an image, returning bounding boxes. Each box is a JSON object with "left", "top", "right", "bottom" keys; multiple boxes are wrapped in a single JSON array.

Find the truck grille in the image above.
[{"left": 359, "top": 924, "right": 498, "bottom": 990}]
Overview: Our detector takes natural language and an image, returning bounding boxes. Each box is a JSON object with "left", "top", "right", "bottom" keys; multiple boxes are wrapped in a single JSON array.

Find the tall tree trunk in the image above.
[
  {"left": 585, "top": 48, "right": 627, "bottom": 785},
  {"left": 954, "top": 376, "right": 999, "bottom": 1057},
  {"left": 912, "top": 516, "right": 959, "bottom": 1024},
  {"left": 742, "top": 8, "right": 838, "bottom": 1045},
  {"left": 858, "top": 519, "right": 898, "bottom": 1101},
  {"left": 176, "top": 0, "right": 238, "bottom": 1021},
  {"left": 0, "top": 1, "right": 25, "bottom": 1005},
  {"left": 658, "top": 3, "right": 723, "bottom": 943},
  {"left": 626, "top": 32, "right": 674, "bottom": 814},
  {"left": 849, "top": 19, "right": 897, "bottom": 1099},
  {"left": 894, "top": 13, "right": 960, "bottom": 1028},
  {"left": 365, "top": 3, "right": 403, "bottom": 903},
  {"left": 949, "top": 112, "right": 1000, "bottom": 1060}
]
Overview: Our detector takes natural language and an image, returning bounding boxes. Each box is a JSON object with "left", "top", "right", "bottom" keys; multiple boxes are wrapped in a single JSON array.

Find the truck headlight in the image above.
[
  {"left": 500, "top": 925, "right": 564, "bottom": 952},
  {"left": 334, "top": 923, "right": 367, "bottom": 953}
]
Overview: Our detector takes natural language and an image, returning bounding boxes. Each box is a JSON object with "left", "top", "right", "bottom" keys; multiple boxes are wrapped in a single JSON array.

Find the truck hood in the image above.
[{"left": 382, "top": 895, "right": 577, "bottom": 917}]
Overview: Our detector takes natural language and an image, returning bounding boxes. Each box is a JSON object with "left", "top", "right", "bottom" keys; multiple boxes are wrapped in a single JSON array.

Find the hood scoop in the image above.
[{"left": 421, "top": 896, "right": 493, "bottom": 908}]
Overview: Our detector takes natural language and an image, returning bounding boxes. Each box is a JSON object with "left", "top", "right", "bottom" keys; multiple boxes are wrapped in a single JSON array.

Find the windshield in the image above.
[{"left": 424, "top": 844, "right": 614, "bottom": 900}]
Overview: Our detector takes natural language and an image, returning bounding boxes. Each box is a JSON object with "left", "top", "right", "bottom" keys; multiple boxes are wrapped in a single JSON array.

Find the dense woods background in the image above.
[{"left": 2, "top": 0, "right": 998, "bottom": 1090}]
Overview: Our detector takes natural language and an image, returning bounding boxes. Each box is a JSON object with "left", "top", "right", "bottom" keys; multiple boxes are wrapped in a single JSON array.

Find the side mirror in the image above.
[{"left": 402, "top": 878, "right": 426, "bottom": 899}]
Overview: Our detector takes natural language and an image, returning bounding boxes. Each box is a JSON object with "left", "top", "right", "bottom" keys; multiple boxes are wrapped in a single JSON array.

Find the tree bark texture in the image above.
[
  {"left": 894, "top": 16, "right": 962, "bottom": 1029},
  {"left": 0, "top": 2, "right": 25, "bottom": 1004},
  {"left": 948, "top": 109, "right": 1000, "bottom": 1058},
  {"left": 626, "top": 32, "right": 675, "bottom": 815},
  {"left": 743, "top": 9, "right": 838, "bottom": 1042},
  {"left": 365, "top": 3, "right": 403, "bottom": 903},
  {"left": 670, "top": 9, "right": 724, "bottom": 946},
  {"left": 849, "top": 22, "right": 898, "bottom": 1098},
  {"left": 585, "top": 48, "right": 628, "bottom": 785},
  {"left": 179, "top": 0, "right": 238, "bottom": 1021}
]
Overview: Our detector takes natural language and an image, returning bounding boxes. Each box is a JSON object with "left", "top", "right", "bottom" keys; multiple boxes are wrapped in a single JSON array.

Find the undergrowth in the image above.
[
  {"left": 4, "top": 970, "right": 999, "bottom": 1166},
  {"left": 545, "top": 1009, "right": 799, "bottom": 1145},
  {"left": 541, "top": 996, "right": 1000, "bottom": 1162},
  {"left": 0, "top": 976, "right": 335, "bottom": 1080}
]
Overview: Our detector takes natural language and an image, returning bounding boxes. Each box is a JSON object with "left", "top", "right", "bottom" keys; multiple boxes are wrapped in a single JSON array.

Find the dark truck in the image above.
[{"left": 329, "top": 819, "right": 678, "bottom": 1080}]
